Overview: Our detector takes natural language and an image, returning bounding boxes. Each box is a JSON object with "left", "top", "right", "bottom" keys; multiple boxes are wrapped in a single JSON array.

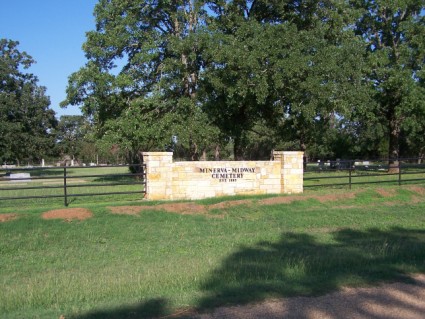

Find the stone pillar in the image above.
[
  {"left": 273, "top": 151, "right": 304, "bottom": 194},
  {"left": 142, "top": 152, "right": 173, "bottom": 200}
]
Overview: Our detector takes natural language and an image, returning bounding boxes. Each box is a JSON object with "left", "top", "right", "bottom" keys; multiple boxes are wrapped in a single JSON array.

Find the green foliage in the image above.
[
  {"left": 351, "top": 0, "right": 425, "bottom": 159},
  {"left": 61, "top": 1, "right": 425, "bottom": 161},
  {"left": 0, "top": 39, "right": 57, "bottom": 164},
  {"left": 62, "top": 0, "right": 220, "bottom": 160},
  {"left": 54, "top": 115, "right": 90, "bottom": 160}
]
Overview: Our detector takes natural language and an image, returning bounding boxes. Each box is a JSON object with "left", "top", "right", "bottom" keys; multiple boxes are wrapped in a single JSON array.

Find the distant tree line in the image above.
[
  {"left": 0, "top": 40, "right": 120, "bottom": 165},
  {"left": 2, "top": 1, "right": 425, "bottom": 165},
  {"left": 0, "top": 39, "right": 56, "bottom": 165}
]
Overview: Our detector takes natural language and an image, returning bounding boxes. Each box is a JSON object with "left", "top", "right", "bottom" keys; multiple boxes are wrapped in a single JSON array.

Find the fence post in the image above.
[
  {"left": 64, "top": 167, "right": 68, "bottom": 206},
  {"left": 140, "top": 163, "right": 146, "bottom": 194},
  {"left": 398, "top": 159, "right": 401, "bottom": 186},
  {"left": 349, "top": 162, "right": 352, "bottom": 190}
]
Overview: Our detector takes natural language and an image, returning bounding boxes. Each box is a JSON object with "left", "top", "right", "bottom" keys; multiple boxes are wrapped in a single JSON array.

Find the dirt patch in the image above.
[
  {"left": 188, "top": 273, "right": 425, "bottom": 319},
  {"left": 259, "top": 196, "right": 304, "bottom": 205},
  {"left": 314, "top": 193, "right": 357, "bottom": 203},
  {"left": 0, "top": 213, "right": 19, "bottom": 223},
  {"left": 376, "top": 188, "right": 397, "bottom": 197},
  {"left": 160, "top": 203, "right": 206, "bottom": 214},
  {"left": 408, "top": 185, "right": 425, "bottom": 195},
  {"left": 259, "top": 193, "right": 356, "bottom": 206},
  {"left": 209, "top": 199, "right": 253, "bottom": 210},
  {"left": 41, "top": 208, "right": 93, "bottom": 221},
  {"left": 108, "top": 193, "right": 361, "bottom": 217},
  {"left": 411, "top": 196, "right": 423, "bottom": 204},
  {"left": 108, "top": 203, "right": 207, "bottom": 215},
  {"left": 108, "top": 206, "right": 145, "bottom": 215}
]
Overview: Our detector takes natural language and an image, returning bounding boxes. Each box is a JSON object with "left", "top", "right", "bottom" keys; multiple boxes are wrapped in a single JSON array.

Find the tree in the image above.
[
  {"left": 351, "top": 0, "right": 425, "bottom": 168},
  {"left": 54, "top": 115, "right": 89, "bottom": 162},
  {"left": 63, "top": 1, "right": 425, "bottom": 162},
  {"left": 201, "top": 18, "right": 283, "bottom": 159},
  {"left": 62, "top": 0, "right": 221, "bottom": 161},
  {"left": 201, "top": 0, "right": 367, "bottom": 160},
  {"left": 0, "top": 39, "right": 57, "bottom": 165}
]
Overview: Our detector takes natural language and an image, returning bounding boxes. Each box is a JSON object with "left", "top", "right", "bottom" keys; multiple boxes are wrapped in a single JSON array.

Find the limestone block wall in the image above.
[
  {"left": 142, "top": 152, "right": 173, "bottom": 201},
  {"left": 142, "top": 151, "right": 303, "bottom": 201},
  {"left": 273, "top": 151, "right": 304, "bottom": 194}
]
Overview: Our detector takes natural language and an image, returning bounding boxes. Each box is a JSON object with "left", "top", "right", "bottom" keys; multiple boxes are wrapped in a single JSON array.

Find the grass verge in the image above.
[{"left": 1, "top": 185, "right": 425, "bottom": 318}]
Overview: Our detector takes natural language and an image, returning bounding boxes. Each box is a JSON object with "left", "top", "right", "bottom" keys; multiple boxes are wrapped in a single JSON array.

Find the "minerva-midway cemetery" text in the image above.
[{"left": 199, "top": 167, "right": 256, "bottom": 182}]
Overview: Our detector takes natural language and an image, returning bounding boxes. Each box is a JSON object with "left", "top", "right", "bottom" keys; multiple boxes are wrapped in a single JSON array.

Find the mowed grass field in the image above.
[{"left": 1, "top": 185, "right": 425, "bottom": 318}]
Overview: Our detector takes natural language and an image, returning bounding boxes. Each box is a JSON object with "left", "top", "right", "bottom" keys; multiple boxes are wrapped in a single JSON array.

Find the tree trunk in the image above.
[
  {"left": 233, "top": 136, "right": 245, "bottom": 160},
  {"left": 418, "top": 149, "right": 424, "bottom": 164},
  {"left": 127, "top": 150, "right": 144, "bottom": 174},
  {"left": 190, "top": 140, "right": 199, "bottom": 161},
  {"left": 300, "top": 134, "right": 307, "bottom": 170},
  {"left": 201, "top": 149, "right": 207, "bottom": 161},
  {"left": 388, "top": 119, "right": 400, "bottom": 173},
  {"left": 215, "top": 145, "right": 220, "bottom": 161}
]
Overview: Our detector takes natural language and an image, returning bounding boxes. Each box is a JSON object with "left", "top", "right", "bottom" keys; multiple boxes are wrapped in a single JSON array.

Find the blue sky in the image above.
[{"left": 0, "top": 0, "right": 98, "bottom": 118}]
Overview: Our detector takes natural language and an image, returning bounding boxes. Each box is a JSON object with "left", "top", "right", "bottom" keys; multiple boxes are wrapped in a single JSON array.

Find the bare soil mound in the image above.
[
  {"left": 376, "top": 188, "right": 398, "bottom": 197},
  {"left": 108, "top": 203, "right": 207, "bottom": 215},
  {"left": 209, "top": 199, "right": 252, "bottom": 210},
  {"left": 41, "top": 208, "right": 93, "bottom": 221},
  {"left": 0, "top": 213, "right": 19, "bottom": 223},
  {"left": 107, "top": 206, "right": 144, "bottom": 215},
  {"left": 108, "top": 192, "right": 359, "bottom": 217},
  {"left": 107, "top": 186, "right": 425, "bottom": 218},
  {"left": 159, "top": 202, "right": 206, "bottom": 214},
  {"left": 408, "top": 185, "right": 425, "bottom": 195},
  {"left": 259, "top": 193, "right": 356, "bottom": 205}
]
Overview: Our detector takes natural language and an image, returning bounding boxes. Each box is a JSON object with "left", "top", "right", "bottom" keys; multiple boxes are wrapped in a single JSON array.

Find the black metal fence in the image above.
[
  {"left": 304, "top": 158, "right": 425, "bottom": 189},
  {"left": 0, "top": 164, "right": 145, "bottom": 206},
  {"left": 2, "top": 158, "right": 424, "bottom": 207}
]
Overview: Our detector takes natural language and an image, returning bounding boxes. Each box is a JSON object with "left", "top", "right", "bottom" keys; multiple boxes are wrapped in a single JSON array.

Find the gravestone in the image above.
[{"left": 9, "top": 173, "right": 31, "bottom": 182}]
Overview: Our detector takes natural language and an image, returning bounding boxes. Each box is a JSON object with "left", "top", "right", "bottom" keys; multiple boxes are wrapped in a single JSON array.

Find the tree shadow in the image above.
[
  {"left": 197, "top": 227, "right": 425, "bottom": 310},
  {"left": 70, "top": 298, "right": 170, "bottom": 319},
  {"left": 69, "top": 227, "right": 425, "bottom": 318}
]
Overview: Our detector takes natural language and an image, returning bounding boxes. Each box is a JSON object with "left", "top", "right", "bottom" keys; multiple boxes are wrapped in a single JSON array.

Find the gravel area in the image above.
[{"left": 189, "top": 274, "right": 425, "bottom": 319}]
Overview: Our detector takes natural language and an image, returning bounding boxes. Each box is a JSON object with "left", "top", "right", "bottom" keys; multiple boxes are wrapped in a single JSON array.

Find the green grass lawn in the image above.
[{"left": 1, "top": 185, "right": 425, "bottom": 318}]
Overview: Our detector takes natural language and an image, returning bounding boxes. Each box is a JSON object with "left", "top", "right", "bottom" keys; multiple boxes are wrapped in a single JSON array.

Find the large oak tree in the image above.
[
  {"left": 201, "top": 0, "right": 367, "bottom": 159},
  {"left": 62, "top": 0, "right": 221, "bottom": 161},
  {"left": 351, "top": 0, "right": 425, "bottom": 167}
]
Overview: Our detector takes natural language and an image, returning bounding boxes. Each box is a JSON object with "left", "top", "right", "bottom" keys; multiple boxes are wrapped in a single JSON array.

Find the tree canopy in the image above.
[
  {"left": 352, "top": 0, "right": 425, "bottom": 163},
  {"left": 61, "top": 0, "right": 425, "bottom": 162},
  {"left": 0, "top": 39, "right": 57, "bottom": 164}
]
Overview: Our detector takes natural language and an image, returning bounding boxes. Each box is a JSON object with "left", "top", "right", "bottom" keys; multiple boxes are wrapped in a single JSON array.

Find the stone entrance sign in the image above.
[{"left": 142, "top": 151, "right": 303, "bottom": 201}]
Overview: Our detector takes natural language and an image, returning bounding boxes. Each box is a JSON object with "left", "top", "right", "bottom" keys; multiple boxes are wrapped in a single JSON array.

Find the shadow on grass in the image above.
[
  {"left": 197, "top": 227, "right": 425, "bottom": 310},
  {"left": 92, "top": 175, "right": 138, "bottom": 183},
  {"left": 72, "top": 227, "right": 425, "bottom": 318},
  {"left": 70, "top": 298, "right": 170, "bottom": 319}
]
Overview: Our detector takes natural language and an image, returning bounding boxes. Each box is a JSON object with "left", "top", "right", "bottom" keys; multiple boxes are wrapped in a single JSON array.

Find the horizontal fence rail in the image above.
[
  {"left": 304, "top": 158, "right": 425, "bottom": 189},
  {"left": 0, "top": 164, "right": 146, "bottom": 206},
  {"left": 2, "top": 158, "right": 424, "bottom": 206}
]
